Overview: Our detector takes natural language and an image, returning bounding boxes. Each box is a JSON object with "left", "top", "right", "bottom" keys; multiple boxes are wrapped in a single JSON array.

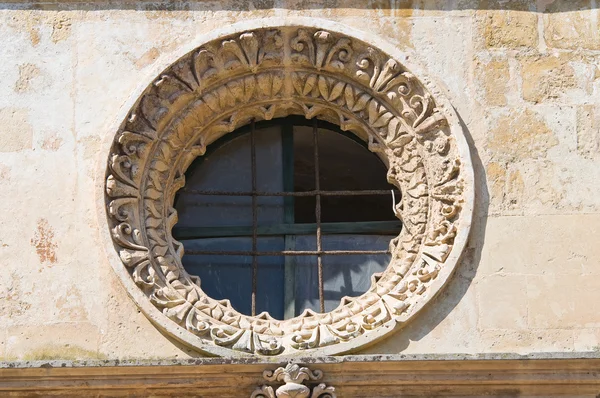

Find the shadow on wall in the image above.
[
  {"left": 360, "top": 110, "right": 489, "bottom": 355},
  {"left": 0, "top": 0, "right": 597, "bottom": 12}
]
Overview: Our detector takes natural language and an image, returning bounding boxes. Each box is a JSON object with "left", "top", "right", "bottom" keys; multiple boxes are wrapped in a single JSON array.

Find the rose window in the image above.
[{"left": 103, "top": 22, "right": 473, "bottom": 356}]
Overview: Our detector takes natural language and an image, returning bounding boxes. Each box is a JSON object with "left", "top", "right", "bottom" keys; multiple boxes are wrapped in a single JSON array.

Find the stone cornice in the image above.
[{"left": 2, "top": 354, "right": 600, "bottom": 396}]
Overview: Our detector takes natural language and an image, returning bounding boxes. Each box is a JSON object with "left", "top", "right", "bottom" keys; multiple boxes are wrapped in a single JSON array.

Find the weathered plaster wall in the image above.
[{"left": 0, "top": 0, "right": 599, "bottom": 360}]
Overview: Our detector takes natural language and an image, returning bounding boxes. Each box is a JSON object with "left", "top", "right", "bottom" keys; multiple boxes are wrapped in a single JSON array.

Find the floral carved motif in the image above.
[
  {"left": 251, "top": 363, "right": 336, "bottom": 398},
  {"left": 104, "top": 24, "right": 474, "bottom": 356}
]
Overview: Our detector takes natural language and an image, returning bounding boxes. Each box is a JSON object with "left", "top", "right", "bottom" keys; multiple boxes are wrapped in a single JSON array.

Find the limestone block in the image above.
[
  {"left": 5, "top": 323, "right": 101, "bottom": 360},
  {"left": 337, "top": 0, "right": 474, "bottom": 18},
  {"left": 0, "top": 146, "right": 108, "bottom": 327},
  {"left": 0, "top": 330, "right": 5, "bottom": 359},
  {"left": 573, "top": 328, "right": 600, "bottom": 351},
  {"left": 505, "top": 159, "right": 560, "bottom": 213},
  {"left": 4, "top": 10, "right": 74, "bottom": 45},
  {"left": 479, "top": 10, "right": 538, "bottom": 49},
  {"left": 14, "top": 63, "right": 40, "bottom": 93},
  {"left": 478, "top": 274, "right": 528, "bottom": 330},
  {"left": 0, "top": 265, "right": 95, "bottom": 327},
  {"left": 474, "top": 55, "right": 510, "bottom": 107},
  {"left": 73, "top": 16, "right": 201, "bottom": 141},
  {"left": 0, "top": 10, "right": 76, "bottom": 152},
  {"left": 543, "top": 1, "right": 600, "bottom": 50},
  {"left": 0, "top": 108, "right": 33, "bottom": 152},
  {"left": 576, "top": 105, "right": 600, "bottom": 159},
  {"left": 485, "top": 108, "right": 558, "bottom": 163},
  {"left": 485, "top": 162, "right": 507, "bottom": 215},
  {"left": 327, "top": 0, "right": 415, "bottom": 18},
  {"left": 519, "top": 53, "right": 596, "bottom": 104},
  {"left": 479, "top": 215, "right": 600, "bottom": 276},
  {"left": 478, "top": 329, "right": 574, "bottom": 353},
  {"left": 483, "top": 103, "right": 595, "bottom": 215},
  {"left": 0, "top": 268, "right": 34, "bottom": 327},
  {"left": 527, "top": 274, "right": 600, "bottom": 329},
  {"left": 411, "top": 16, "right": 473, "bottom": 120},
  {"left": 490, "top": 103, "right": 600, "bottom": 214},
  {"left": 521, "top": 158, "right": 600, "bottom": 214},
  {"left": 376, "top": 17, "right": 413, "bottom": 50}
]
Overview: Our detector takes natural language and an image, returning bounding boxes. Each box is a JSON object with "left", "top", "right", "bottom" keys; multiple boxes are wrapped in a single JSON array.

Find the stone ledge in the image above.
[
  {"left": 2, "top": 352, "right": 600, "bottom": 368},
  {"left": 1, "top": 354, "right": 600, "bottom": 396}
]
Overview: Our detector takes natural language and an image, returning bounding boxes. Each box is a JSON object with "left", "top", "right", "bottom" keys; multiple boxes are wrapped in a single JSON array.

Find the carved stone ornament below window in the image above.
[
  {"left": 251, "top": 363, "right": 336, "bottom": 398},
  {"left": 102, "top": 18, "right": 474, "bottom": 357}
]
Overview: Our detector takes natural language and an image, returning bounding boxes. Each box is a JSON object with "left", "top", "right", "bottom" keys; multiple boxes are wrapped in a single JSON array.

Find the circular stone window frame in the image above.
[{"left": 97, "top": 17, "right": 474, "bottom": 357}]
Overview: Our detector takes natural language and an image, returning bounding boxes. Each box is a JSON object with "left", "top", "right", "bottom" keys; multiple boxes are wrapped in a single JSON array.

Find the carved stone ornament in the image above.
[
  {"left": 251, "top": 363, "right": 336, "bottom": 398},
  {"left": 102, "top": 18, "right": 474, "bottom": 357}
]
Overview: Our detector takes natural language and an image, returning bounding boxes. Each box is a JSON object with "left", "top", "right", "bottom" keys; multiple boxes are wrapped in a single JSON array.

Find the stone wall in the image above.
[{"left": 0, "top": 0, "right": 599, "bottom": 360}]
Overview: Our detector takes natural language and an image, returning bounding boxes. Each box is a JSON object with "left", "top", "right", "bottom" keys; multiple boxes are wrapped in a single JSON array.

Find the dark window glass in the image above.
[{"left": 173, "top": 117, "right": 400, "bottom": 320}]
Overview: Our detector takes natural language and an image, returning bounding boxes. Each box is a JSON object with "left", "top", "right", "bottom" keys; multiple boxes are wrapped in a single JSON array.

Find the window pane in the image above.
[
  {"left": 294, "top": 235, "right": 391, "bottom": 314},
  {"left": 293, "top": 125, "right": 398, "bottom": 223},
  {"left": 176, "top": 126, "right": 284, "bottom": 227},
  {"left": 183, "top": 237, "right": 285, "bottom": 318},
  {"left": 183, "top": 237, "right": 253, "bottom": 315},
  {"left": 291, "top": 235, "right": 318, "bottom": 316}
]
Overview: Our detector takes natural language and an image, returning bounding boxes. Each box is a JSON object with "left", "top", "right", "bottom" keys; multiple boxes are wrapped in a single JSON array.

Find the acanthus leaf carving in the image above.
[{"left": 291, "top": 29, "right": 352, "bottom": 71}]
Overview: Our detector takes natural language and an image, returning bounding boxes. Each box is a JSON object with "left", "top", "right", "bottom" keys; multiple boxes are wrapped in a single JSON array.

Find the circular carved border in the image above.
[{"left": 101, "top": 18, "right": 474, "bottom": 357}]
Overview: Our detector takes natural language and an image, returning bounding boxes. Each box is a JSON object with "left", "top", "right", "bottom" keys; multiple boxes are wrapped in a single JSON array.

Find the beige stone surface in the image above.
[
  {"left": 577, "top": 105, "right": 600, "bottom": 159},
  {"left": 5, "top": 323, "right": 102, "bottom": 360},
  {"left": 478, "top": 215, "right": 600, "bottom": 276},
  {"left": 14, "top": 63, "right": 40, "bottom": 93},
  {"left": 527, "top": 274, "right": 600, "bottom": 329},
  {"left": 483, "top": 104, "right": 600, "bottom": 215},
  {"left": 519, "top": 53, "right": 595, "bottom": 104},
  {"left": 0, "top": 1, "right": 599, "bottom": 360},
  {"left": 543, "top": 1, "right": 600, "bottom": 50},
  {"left": 0, "top": 108, "right": 33, "bottom": 152},
  {"left": 479, "top": 10, "right": 538, "bottom": 49},
  {"left": 478, "top": 329, "right": 574, "bottom": 353},
  {"left": 0, "top": 330, "right": 5, "bottom": 360},
  {"left": 485, "top": 108, "right": 559, "bottom": 163},
  {"left": 474, "top": 55, "right": 511, "bottom": 106},
  {"left": 573, "top": 328, "right": 600, "bottom": 351},
  {"left": 478, "top": 274, "right": 528, "bottom": 330}
]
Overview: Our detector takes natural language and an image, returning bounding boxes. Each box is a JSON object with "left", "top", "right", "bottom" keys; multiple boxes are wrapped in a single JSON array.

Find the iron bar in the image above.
[
  {"left": 251, "top": 119, "right": 258, "bottom": 317},
  {"left": 181, "top": 189, "right": 398, "bottom": 197},
  {"left": 172, "top": 220, "right": 402, "bottom": 240},
  {"left": 282, "top": 123, "right": 296, "bottom": 320},
  {"left": 314, "top": 119, "right": 325, "bottom": 313},
  {"left": 184, "top": 249, "right": 391, "bottom": 256}
]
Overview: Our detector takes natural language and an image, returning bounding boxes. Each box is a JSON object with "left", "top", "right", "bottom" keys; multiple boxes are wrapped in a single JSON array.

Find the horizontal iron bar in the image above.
[
  {"left": 173, "top": 221, "right": 402, "bottom": 240},
  {"left": 184, "top": 249, "right": 390, "bottom": 256},
  {"left": 181, "top": 189, "right": 399, "bottom": 197}
]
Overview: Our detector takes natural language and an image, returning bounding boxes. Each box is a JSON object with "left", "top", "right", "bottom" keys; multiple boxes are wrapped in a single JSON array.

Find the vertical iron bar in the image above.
[
  {"left": 314, "top": 119, "right": 325, "bottom": 313},
  {"left": 251, "top": 119, "right": 258, "bottom": 316},
  {"left": 282, "top": 123, "right": 297, "bottom": 319}
]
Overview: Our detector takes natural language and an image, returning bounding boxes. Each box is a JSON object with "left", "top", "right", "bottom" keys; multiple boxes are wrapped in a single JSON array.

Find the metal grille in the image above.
[{"left": 177, "top": 119, "right": 400, "bottom": 316}]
